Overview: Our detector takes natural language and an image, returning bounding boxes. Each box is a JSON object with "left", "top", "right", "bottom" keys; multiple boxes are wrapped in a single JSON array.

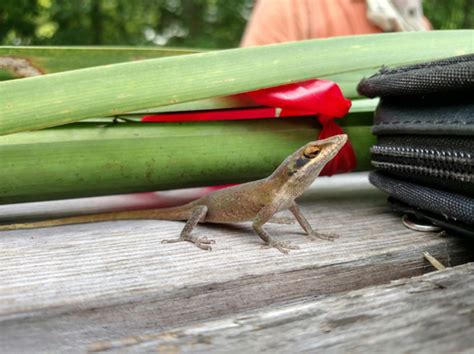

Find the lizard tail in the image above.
[{"left": 0, "top": 205, "right": 196, "bottom": 231}]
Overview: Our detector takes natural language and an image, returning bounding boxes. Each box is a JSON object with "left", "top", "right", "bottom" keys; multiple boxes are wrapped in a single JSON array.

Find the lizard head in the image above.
[{"left": 270, "top": 134, "right": 348, "bottom": 191}]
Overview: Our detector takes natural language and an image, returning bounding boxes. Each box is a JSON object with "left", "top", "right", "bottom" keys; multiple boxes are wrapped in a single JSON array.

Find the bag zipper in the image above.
[
  {"left": 371, "top": 145, "right": 473, "bottom": 183},
  {"left": 371, "top": 136, "right": 474, "bottom": 196}
]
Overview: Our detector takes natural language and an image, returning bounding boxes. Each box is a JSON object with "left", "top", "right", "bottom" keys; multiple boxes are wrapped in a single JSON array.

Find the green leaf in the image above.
[
  {"left": 0, "top": 46, "right": 195, "bottom": 79},
  {"left": 0, "top": 118, "right": 349, "bottom": 204},
  {"left": 0, "top": 114, "right": 375, "bottom": 204},
  {"left": 1, "top": 31, "right": 472, "bottom": 136}
]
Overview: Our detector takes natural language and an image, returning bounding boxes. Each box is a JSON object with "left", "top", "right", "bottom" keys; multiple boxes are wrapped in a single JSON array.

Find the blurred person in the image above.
[{"left": 241, "top": 0, "right": 431, "bottom": 46}]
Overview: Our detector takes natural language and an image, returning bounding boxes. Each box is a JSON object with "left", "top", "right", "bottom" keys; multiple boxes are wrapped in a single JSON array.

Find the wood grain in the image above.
[
  {"left": 0, "top": 174, "right": 471, "bottom": 353},
  {"left": 88, "top": 263, "right": 474, "bottom": 353}
]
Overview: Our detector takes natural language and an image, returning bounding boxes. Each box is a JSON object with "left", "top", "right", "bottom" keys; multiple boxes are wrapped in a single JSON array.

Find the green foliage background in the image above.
[{"left": 0, "top": 0, "right": 472, "bottom": 48}]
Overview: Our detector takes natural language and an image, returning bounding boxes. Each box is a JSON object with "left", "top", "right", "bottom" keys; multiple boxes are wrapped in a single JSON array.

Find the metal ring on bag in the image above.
[{"left": 402, "top": 214, "right": 442, "bottom": 232}]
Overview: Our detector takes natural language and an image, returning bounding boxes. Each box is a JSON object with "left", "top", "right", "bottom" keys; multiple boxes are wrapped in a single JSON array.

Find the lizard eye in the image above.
[{"left": 303, "top": 146, "right": 321, "bottom": 159}]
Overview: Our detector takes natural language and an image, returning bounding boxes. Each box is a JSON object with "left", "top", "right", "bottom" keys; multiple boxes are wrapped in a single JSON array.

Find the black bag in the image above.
[{"left": 358, "top": 54, "right": 474, "bottom": 237}]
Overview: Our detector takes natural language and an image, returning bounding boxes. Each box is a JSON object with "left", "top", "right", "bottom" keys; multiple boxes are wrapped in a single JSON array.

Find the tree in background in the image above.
[
  {"left": 0, "top": 0, "right": 41, "bottom": 44},
  {"left": 426, "top": 0, "right": 473, "bottom": 29},
  {"left": 0, "top": 0, "right": 472, "bottom": 47}
]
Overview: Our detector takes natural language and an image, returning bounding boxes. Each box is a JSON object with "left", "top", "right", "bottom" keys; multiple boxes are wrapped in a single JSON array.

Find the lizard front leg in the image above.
[
  {"left": 289, "top": 203, "right": 339, "bottom": 241},
  {"left": 161, "top": 205, "right": 215, "bottom": 251},
  {"left": 253, "top": 205, "right": 300, "bottom": 254}
]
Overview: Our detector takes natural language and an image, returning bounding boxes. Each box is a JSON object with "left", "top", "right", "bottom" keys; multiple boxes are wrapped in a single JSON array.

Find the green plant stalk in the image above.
[
  {"left": 0, "top": 46, "right": 195, "bottom": 80},
  {"left": 1, "top": 31, "right": 472, "bottom": 136},
  {"left": 0, "top": 46, "right": 379, "bottom": 100},
  {"left": 0, "top": 46, "right": 375, "bottom": 104},
  {"left": 130, "top": 97, "right": 379, "bottom": 116},
  {"left": 0, "top": 116, "right": 375, "bottom": 204}
]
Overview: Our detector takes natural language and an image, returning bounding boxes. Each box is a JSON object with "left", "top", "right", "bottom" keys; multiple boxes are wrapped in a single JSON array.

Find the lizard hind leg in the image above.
[{"left": 161, "top": 205, "right": 215, "bottom": 251}]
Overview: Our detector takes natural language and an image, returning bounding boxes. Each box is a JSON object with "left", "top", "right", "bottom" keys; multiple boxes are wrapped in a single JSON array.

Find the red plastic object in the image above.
[{"left": 142, "top": 80, "right": 355, "bottom": 176}]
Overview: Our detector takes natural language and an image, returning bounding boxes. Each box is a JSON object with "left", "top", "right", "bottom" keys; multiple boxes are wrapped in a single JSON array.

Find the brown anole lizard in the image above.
[{"left": 0, "top": 134, "right": 348, "bottom": 254}]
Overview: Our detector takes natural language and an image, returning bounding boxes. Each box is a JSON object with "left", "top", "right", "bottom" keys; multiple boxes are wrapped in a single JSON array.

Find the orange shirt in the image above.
[{"left": 241, "top": 0, "right": 430, "bottom": 46}]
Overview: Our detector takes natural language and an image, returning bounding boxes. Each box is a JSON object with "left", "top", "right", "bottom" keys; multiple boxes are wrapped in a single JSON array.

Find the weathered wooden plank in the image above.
[
  {"left": 0, "top": 174, "right": 471, "bottom": 353},
  {"left": 87, "top": 263, "right": 474, "bottom": 353}
]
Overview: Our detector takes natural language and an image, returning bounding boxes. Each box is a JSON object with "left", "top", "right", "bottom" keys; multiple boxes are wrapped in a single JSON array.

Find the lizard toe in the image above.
[
  {"left": 307, "top": 232, "right": 339, "bottom": 242},
  {"left": 198, "top": 236, "right": 216, "bottom": 244},
  {"left": 161, "top": 236, "right": 214, "bottom": 251},
  {"left": 195, "top": 243, "right": 213, "bottom": 251},
  {"left": 161, "top": 238, "right": 182, "bottom": 244},
  {"left": 261, "top": 240, "right": 299, "bottom": 254}
]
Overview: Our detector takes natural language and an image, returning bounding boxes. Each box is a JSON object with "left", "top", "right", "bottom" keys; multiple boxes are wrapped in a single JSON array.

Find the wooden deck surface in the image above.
[
  {"left": 88, "top": 263, "right": 474, "bottom": 353},
  {"left": 0, "top": 173, "right": 472, "bottom": 353}
]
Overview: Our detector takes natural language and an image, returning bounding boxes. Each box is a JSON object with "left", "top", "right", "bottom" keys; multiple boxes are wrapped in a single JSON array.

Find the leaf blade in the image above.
[{"left": 1, "top": 31, "right": 472, "bottom": 136}]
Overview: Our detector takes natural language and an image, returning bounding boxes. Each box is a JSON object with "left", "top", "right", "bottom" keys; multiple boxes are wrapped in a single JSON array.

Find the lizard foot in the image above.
[
  {"left": 162, "top": 236, "right": 216, "bottom": 251},
  {"left": 307, "top": 232, "right": 339, "bottom": 242},
  {"left": 261, "top": 240, "right": 300, "bottom": 254}
]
